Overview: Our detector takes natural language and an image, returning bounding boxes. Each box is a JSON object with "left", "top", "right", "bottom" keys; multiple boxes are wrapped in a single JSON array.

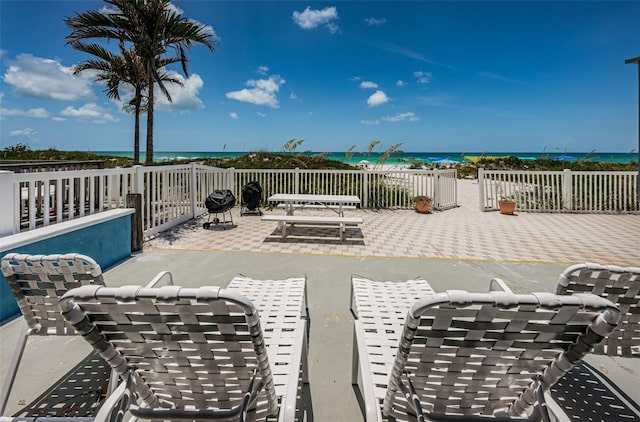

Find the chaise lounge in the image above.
[{"left": 351, "top": 275, "right": 620, "bottom": 421}]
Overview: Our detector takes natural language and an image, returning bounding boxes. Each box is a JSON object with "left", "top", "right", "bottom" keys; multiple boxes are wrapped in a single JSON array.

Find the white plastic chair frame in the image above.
[
  {"left": 385, "top": 291, "right": 619, "bottom": 421},
  {"left": 0, "top": 253, "right": 173, "bottom": 417},
  {"left": 351, "top": 275, "right": 620, "bottom": 422},
  {"left": 226, "top": 274, "right": 309, "bottom": 421},
  {"left": 557, "top": 262, "right": 640, "bottom": 357},
  {"left": 350, "top": 275, "right": 437, "bottom": 422},
  {"left": 58, "top": 285, "right": 288, "bottom": 421}
]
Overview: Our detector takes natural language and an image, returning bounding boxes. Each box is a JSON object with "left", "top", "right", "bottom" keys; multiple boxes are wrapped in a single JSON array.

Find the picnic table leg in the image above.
[{"left": 339, "top": 205, "right": 347, "bottom": 233}]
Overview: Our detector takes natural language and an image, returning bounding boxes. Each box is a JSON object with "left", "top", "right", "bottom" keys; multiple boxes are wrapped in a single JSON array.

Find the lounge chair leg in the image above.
[
  {"left": 351, "top": 327, "right": 359, "bottom": 385},
  {"left": 302, "top": 329, "right": 310, "bottom": 384},
  {"left": 0, "top": 330, "right": 31, "bottom": 415}
]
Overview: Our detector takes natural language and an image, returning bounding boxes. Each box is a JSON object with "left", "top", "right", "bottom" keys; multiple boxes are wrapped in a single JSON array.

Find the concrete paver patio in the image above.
[{"left": 147, "top": 180, "right": 640, "bottom": 266}]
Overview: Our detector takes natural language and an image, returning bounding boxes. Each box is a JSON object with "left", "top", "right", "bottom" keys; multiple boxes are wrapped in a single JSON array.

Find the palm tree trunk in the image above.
[
  {"left": 134, "top": 105, "right": 140, "bottom": 164},
  {"left": 145, "top": 78, "right": 154, "bottom": 166}
]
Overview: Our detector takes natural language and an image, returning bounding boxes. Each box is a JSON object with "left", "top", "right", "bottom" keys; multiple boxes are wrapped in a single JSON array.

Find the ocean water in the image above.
[{"left": 94, "top": 151, "right": 638, "bottom": 165}]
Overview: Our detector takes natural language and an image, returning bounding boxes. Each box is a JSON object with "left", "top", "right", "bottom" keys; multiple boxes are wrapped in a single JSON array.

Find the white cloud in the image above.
[
  {"left": 256, "top": 112, "right": 266, "bottom": 117},
  {"left": 359, "top": 81, "right": 378, "bottom": 89},
  {"left": 477, "top": 72, "right": 524, "bottom": 85},
  {"left": 167, "top": 2, "right": 184, "bottom": 15},
  {"left": 292, "top": 6, "right": 339, "bottom": 34},
  {"left": 226, "top": 75, "right": 285, "bottom": 108},
  {"left": 230, "top": 112, "right": 239, "bottom": 119},
  {"left": 376, "top": 42, "right": 453, "bottom": 69},
  {"left": 52, "top": 117, "right": 66, "bottom": 122},
  {"left": 367, "top": 90, "right": 389, "bottom": 107},
  {"left": 382, "top": 112, "right": 419, "bottom": 122},
  {"left": 360, "top": 119, "right": 379, "bottom": 125},
  {"left": 3, "top": 54, "right": 94, "bottom": 101},
  {"left": 396, "top": 80, "right": 407, "bottom": 87},
  {"left": 10, "top": 128, "right": 37, "bottom": 137},
  {"left": 155, "top": 72, "right": 205, "bottom": 111},
  {"left": 364, "top": 17, "right": 386, "bottom": 25},
  {"left": 167, "top": 2, "right": 218, "bottom": 39},
  {"left": 290, "top": 92, "right": 298, "bottom": 100},
  {"left": 413, "top": 71, "right": 432, "bottom": 84},
  {"left": 257, "top": 66, "right": 270, "bottom": 75},
  {"left": 99, "top": 5, "right": 119, "bottom": 15},
  {"left": 1, "top": 107, "right": 49, "bottom": 118},
  {"left": 60, "top": 103, "right": 118, "bottom": 123},
  {"left": 417, "top": 94, "right": 454, "bottom": 107}
]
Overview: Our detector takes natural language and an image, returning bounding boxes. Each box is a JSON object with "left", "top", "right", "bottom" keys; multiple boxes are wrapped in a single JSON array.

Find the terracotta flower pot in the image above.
[
  {"left": 498, "top": 199, "right": 516, "bottom": 215},
  {"left": 415, "top": 199, "right": 432, "bottom": 214}
]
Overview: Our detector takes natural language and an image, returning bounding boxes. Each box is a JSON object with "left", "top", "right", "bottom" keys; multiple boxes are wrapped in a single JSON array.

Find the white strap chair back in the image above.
[
  {"left": 59, "top": 285, "right": 279, "bottom": 419},
  {"left": 383, "top": 290, "right": 620, "bottom": 419},
  {"left": 1, "top": 253, "right": 104, "bottom": 335},
  {"left": 557, "top": 262, "right": 640, "bottom": 357}
]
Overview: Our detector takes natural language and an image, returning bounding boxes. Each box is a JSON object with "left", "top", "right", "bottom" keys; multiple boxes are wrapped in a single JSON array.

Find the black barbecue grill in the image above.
[
  {"left": 203, "top": 189, "right": 236, "bottom": 229},
  {"left": 240, "top": 181, "right": 263, "bottom": 216}
]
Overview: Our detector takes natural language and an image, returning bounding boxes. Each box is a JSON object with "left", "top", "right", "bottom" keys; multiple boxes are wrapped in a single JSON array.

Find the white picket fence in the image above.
[
  {"left": 478, "top": 168, "right": 639, "bottom": 213},
  {"left": 0, "top": 164, "right": 456, "bottom": 238}
]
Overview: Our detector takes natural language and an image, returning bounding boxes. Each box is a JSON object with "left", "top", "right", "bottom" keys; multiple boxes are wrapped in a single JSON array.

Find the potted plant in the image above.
[
  {"left": 498, "top": 195, "right": 517, "bottom": 215},
  {"left": 413, "top": 195, "right": 432, "bottom": 214},
  {"left": 496, "top": 182, "right": 517, "bottom": 215}
]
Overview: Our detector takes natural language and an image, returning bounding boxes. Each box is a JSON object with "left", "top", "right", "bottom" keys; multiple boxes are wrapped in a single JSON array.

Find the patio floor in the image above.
[
  {"left": 1, "top": 180, "right": 638, "bottom": 420},
  {"left": 147, "top": 180, "right": 640, "bottom": 265}
]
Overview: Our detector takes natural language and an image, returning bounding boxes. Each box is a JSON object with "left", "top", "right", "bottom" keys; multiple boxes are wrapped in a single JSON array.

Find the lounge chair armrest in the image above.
[
  {"left": 94, "top": 379, "right": 128, "bottom": 422},
  {"left": 542, "top": 391, "right": 571, "bottom": 422},
  {"left": 145, "top": 270, "right": 174, "bottom": 288},
  {"left": 489, "top": 278, "right": 514, "bottom": 293}
]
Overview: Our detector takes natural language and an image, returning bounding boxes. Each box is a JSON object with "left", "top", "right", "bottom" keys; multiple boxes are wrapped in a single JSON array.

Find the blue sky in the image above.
[{"left": 1, "top": 1, "right": 639, "bottom": 153}]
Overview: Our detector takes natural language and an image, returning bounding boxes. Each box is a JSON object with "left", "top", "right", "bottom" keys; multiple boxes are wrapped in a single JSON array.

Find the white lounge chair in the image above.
[
  {"left": 556, "top": 262, "right": 639, "bottom": 357},
  {"left": 0, "top": 253, "right": 172, "bottom": 419},
  {"left": 351, "top": 275, "right": 620, "bottom": 421},
  {"left": 551, "top": 262, "right": 640, "bottom": 420},
  {"left": 58, "top": 276, "right": 308, "bottom": 421}
]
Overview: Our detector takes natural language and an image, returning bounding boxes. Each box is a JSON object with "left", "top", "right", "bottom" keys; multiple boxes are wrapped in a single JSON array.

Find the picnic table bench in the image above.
[{"left": 261, "top": 215, "right": 363, "bottom": 241}]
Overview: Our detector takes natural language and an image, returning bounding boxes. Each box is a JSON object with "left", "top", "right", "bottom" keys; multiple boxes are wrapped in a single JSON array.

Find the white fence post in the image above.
[
  {"left": 0, "top": 171, "right": 17, "bottom": 236},
  {"left": 362, "top": 170, "right": 368, "bottom": 208},
  {"left": 226, "top": 168, "right": 235, "bottom": 191},
  {"left": 190, "top": 163, "right": 197, "bottom": 219},
  {"left": 562, "top": 169, "right": 572, "bottom": 211},
  {"left": 294, "top": 168, "right": 300, "bottom": 194},
  {"left": 133, "top": 165, "right": 144, "bottom": 194},
  {"left": 433, "top": 168, "right": 440, "bottom": 209},
  {"left": 478, "top": 168, "right": 485, "bottom": 211}
]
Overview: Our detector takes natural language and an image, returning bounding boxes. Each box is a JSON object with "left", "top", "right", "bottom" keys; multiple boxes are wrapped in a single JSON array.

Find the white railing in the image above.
[
  {"left": 478, "top": 168, "right": 639, "bottom": 213},
  {"left": 1, "top": 168, "right": 136, "bottom": 234},
  {"left": 230, "top": 168, "right": 457, "bottom": 210},
  {"left": 0, "top": 165, "right": 456, "bottom": 238}
]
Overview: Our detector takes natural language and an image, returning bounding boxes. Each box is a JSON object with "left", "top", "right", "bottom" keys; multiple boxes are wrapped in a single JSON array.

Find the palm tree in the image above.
[
  {"left": 65, "top": 0, "right": 216, "bottom": 165},
  {"left": 69, "top": 41, "right": 181, "bottom": 164}
]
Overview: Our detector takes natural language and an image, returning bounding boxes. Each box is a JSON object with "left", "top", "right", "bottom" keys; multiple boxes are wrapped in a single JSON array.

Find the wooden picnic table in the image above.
[{"left": 263, "top": 194, "right": 362, "bottom": 241}]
